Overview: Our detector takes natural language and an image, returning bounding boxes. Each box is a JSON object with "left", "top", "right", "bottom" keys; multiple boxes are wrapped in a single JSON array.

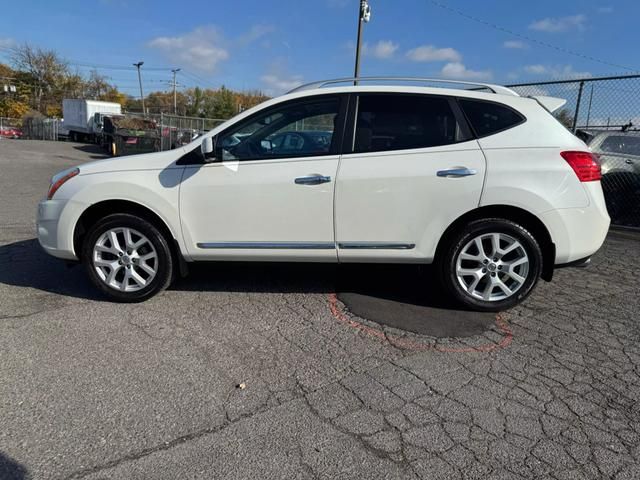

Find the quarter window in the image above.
[
  {"left": 353, "top": 94, "right": 469, "bottom": 153},
  {"left": 217, "top": 98, "right": 339, "bottom": 161},
  {"left": 459, "top": 99, "right": 524, "bottom": 137}
]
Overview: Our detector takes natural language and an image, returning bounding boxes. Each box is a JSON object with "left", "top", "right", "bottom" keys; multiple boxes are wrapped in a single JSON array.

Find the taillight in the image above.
[
  {"left": 560, "top": 151, "right": 601, "bottom": 182},
  {"left": 47, "top": 168, "right": 79, "bottom": 200}
]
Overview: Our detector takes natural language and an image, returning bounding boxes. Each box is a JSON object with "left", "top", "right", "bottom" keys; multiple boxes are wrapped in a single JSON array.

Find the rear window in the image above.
[
  {"left": 459, "top": 99, "right": 524, "bottom": 137},
  {"left": 353, "top": 94, "right": 470, "bottom": 153}
]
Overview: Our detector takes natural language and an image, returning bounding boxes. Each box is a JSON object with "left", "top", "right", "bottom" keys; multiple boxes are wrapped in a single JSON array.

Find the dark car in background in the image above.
[{"left": 578, "top": 129, "right": 640, "bottom": 227}]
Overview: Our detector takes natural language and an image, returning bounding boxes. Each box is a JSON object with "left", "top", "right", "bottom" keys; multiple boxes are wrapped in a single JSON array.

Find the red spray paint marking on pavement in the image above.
[{"left": 327, "top": 293, "right": 513, "bottom": 353}]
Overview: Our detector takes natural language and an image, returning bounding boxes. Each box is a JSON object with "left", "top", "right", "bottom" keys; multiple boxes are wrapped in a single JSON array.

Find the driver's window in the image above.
[{"left": 217, "top": 97, "right": 339, "bottom": 161}]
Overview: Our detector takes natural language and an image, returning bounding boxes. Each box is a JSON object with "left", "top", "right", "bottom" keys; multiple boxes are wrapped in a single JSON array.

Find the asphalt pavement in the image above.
[{"left": 1, "top": 140, "right": 639, "bottom": 480}]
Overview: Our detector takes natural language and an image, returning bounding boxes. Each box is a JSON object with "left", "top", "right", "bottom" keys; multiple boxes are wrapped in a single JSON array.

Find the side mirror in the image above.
[{"left": 201, "top": 136, "right": 217, "bottom": 162}]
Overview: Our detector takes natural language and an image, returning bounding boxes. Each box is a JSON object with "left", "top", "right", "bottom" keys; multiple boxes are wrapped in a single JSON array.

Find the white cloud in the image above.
[
  {"left": 148, "top": 26, "right": 229, "bottom": 72},
  {"left": 261, "top": 73, "right": 304, "bottom": 93},
  {"left": 523, "top": 64, "right": 592, "bottom": 78},
  {"left": 441, "top": 62, "right": 492, "bottom": 81},
  {"left": 0, "top": 38, "right": 15, "bottom": 49},
  {"left": 237, "top": 24, "right": 276, "bottom": 47},
  {"left": 529, "top": 14, "right": 587, "bottom": 33},
  {"left": 524, "top": 64, "right": 548, "bottom": 74},
  {"left": 503, "top": 40, "right": 527, "bottom": 49},
  {"left": 406, "top": 45, "right": 461, "bottom": 63},
  {"left": 365, "top": 40, "right": 399, "bottom": 59}
]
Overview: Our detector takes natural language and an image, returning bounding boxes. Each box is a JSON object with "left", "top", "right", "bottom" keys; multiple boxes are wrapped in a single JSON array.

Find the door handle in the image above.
[
  {"left": 625, "top": 159, "right": 633, "bottom": 165},
  {"left": 294, "top": 174, "right": 332, "bottom": 185},
  {"left": 436, "top": 167, "right": 478, "bottom": 178}
]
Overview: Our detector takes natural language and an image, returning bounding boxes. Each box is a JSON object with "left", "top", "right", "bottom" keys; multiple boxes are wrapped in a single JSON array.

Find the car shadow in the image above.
[
  {"left": 71, "top": 143, "right": 111, "bottom": 159},
  {"left": 0, "top": 452, "right": 28, "bottom": 480},
  {"left": 0, "top": 239, "right": 495, "bottom": 336}
]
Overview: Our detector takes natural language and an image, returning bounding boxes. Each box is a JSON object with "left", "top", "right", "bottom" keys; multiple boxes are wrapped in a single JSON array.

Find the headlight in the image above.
[{"left": 47, "top": 167, "right": 79, "bottom": 200}]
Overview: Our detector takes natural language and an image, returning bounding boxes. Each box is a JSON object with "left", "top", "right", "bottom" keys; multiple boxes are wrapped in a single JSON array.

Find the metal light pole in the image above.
[
  {"left": 133, "top": 61, "right": 145, "bottom": 114},
  {"left": 353, "top": 0, "right": 371, "bottom": 84},
  {"left": 171, "top": 68, "right": 181, "bottom": 114}
]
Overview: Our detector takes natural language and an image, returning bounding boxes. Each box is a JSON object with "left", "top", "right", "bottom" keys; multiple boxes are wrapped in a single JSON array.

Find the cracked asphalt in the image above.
[{"left": 1, "top": 140, "right": 640, "bottom": 479}]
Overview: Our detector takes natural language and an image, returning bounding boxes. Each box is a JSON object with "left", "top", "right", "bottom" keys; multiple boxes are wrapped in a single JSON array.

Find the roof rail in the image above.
[{"left": 287, "top": 77, "right": 520, "bottom": 96}]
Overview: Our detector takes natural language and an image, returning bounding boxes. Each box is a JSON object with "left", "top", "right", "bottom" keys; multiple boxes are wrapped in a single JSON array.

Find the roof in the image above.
[{"left": 287, "top": 77, "right": 520, "bottom": 97}]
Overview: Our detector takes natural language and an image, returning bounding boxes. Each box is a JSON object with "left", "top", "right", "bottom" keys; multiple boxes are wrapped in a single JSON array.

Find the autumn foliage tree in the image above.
[{"left": 2, "top": 43, "right": 269, "bottom": 121}]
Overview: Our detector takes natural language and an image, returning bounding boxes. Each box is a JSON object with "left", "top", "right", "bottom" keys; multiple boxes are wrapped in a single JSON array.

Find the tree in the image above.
[
  {"left": 0, "top": 63, "right": 32, "bottom": 118},
  {"left": 211, "top": 86, "right": 236, "bottom": 119},
  {"left": 0, "top": 99, "right": 30, "bottom": 118},
  {"left": 11, "top": 43, "right": 69, "bottom": 112}
]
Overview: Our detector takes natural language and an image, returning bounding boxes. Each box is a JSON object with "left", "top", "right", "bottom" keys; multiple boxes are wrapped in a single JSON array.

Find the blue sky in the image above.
[{"left": 0, "top": 0, "right": 637, "bottom": 96}]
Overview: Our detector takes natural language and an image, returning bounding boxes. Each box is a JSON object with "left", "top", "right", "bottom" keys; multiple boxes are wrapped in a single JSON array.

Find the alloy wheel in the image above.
[
  {"left": 455, "top": 232, "right": 529, "bottom": 302},
  {"left": 92, "top": 227, "right": 158, "bottom": 292}
]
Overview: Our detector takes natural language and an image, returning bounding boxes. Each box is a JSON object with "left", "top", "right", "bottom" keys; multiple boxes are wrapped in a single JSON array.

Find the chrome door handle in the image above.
[
  {"left": 294, "top": 175, "right": 332, "bottom": 185},
  {"left": 436, "top": 168, "right": 478, "bottom": 178}
]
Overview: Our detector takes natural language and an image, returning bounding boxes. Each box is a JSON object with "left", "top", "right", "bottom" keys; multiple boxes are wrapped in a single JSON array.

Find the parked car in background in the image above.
[
  {"left": 0, "top": 126, "right": 22, "bottom": 139},
  {"left": 578, "top": 128, "right": 640, "bottom": 226},
  {"left": 37, "top": 77, "right": 610, "bottom": 311},
  {"left": 267, "top": 130, "right": 333, "bottom": 155}
]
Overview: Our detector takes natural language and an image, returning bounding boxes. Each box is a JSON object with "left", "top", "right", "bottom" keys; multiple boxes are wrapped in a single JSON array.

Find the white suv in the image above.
[{"left": 37, "top": 78, "right": 610, "bottom": 311}]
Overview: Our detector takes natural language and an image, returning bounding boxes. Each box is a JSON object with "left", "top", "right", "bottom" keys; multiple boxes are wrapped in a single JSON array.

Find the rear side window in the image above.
[
  {"left": 459, "top": 99, "right": 524, "bottom": 137},
  {"left": 353, "top": 94, "right": 470, "bottom": 153}
]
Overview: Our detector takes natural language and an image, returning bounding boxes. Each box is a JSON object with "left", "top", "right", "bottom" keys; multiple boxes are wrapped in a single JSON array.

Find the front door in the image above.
[{"left": 180, "top": 94, "right": 346, "bottom": 261}]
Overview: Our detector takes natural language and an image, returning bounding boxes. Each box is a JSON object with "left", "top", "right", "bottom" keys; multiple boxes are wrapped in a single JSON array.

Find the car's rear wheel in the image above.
[
  {"left": 82, "top": 214, "right": 173, "bottom": 302},
  {"left": 438, "top": 219, "right": 542, "bottom": 312}
]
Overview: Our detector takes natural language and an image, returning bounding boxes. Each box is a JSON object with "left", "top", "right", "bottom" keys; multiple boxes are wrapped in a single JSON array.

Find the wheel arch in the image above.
[
  {"left": 73, "top": 199, "right": 181, "bottom": 264},
  {"left": 434, "top": 205, "right": 556, "bottom": 281}
]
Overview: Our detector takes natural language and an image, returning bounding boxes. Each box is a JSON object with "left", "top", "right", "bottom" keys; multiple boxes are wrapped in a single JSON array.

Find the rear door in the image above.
[{"left": 335, "top": 93, "right": 486, "bottom": 262}]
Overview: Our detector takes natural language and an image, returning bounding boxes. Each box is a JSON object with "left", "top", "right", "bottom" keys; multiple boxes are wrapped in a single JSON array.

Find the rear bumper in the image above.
[{"left": 540, "top": 183, "right": 610, "bottom": 265}]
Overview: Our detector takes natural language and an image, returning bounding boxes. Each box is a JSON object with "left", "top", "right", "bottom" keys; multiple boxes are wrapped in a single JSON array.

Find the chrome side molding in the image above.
[
  {"left": 197, "top": 242, "right": 335, "bottom": 249},
  {"left": 338, "top": 242, "right": 415, "bottom": 250},
  {"left": 196, "top": 242, "right": 416, "bottom": 250}
]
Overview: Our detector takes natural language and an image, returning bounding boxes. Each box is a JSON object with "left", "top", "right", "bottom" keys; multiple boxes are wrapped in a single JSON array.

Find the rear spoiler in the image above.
[{"left": 529, "top": 95, "right": 567, "bottom": 113}]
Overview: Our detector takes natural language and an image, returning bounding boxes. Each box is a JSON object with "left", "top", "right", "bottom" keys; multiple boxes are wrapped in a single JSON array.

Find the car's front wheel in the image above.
[
  {"left": 82, "top": 214, "right": 173, "bottom": 302},
  {"left": 438, "top": 219, "right": 542, "bottom": 312}
]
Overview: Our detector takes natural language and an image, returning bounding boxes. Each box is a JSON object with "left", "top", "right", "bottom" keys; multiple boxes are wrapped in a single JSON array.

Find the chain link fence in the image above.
[
  {"left": 21, "top": 117, "right": 61, "bottom": 141},
  {"left": 508, "top": 74, "right": 640, "bottom": 229},
  {"left": 156, "top": 113, "right": 226, "bottom": 151}
]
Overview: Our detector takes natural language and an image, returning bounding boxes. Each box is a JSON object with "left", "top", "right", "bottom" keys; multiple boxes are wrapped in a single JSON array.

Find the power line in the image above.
[
  {"left": 179, "top": 70, "right": 219, "bottom": 89},
  {"left": 426, "top": 0, "right": 637, "bottom": 73}
]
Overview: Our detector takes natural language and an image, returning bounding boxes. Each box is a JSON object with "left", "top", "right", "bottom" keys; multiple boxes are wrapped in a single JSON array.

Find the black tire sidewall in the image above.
[
  {"left": 81, "top": 214, "right": 173, "bottom": 302},
  {"left": 440, "top": 219, "right": 542, "bottom": 312}
]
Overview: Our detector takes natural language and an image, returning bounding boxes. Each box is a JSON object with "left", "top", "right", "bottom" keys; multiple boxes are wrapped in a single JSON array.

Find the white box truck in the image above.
[{"left": 62, "top": 99, "right": 121, "bottom": 143}]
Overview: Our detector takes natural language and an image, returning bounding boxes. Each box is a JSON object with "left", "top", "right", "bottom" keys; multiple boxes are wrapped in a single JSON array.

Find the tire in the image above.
[
  {"left": 81, "top": 213, "right": 173, "bottom": 302},
  {"left": 437, "top": 218, "right": 543, "bottom": 312}
]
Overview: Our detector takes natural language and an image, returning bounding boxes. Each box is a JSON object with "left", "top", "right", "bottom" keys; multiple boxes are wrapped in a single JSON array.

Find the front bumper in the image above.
[{"left": 36, "top": 199, "right": 82, "bottom": 261}]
